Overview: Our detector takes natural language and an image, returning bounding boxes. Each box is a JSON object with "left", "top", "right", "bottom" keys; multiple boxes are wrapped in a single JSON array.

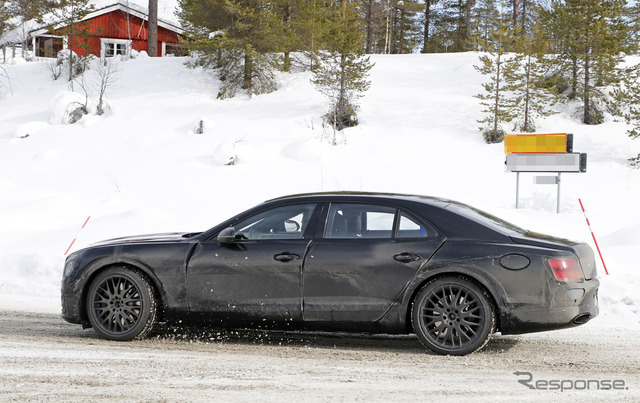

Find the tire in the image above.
[
  {"left": 411, "top": 276, "right": 495, "bottom": 355},
  {"left": 85, "top": 266, "right": 158, "bottom": 341}
]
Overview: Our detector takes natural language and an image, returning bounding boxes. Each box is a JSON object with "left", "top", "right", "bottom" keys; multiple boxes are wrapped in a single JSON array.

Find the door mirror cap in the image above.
[{"left": 217, "top": 227, "right": 236, "bottom": 245}]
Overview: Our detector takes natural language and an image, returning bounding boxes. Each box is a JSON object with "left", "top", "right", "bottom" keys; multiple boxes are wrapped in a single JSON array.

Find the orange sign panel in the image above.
[{"left": 504, "top": 134, "right": 569, "bottom": 154}]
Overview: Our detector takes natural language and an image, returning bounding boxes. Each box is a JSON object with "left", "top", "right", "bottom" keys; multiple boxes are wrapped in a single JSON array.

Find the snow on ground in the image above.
[{"left": 0, "top": 51, "right": 639, "bottom": 331}]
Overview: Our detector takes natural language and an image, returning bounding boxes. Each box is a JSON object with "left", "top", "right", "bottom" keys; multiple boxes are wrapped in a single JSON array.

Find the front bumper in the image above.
[{"left": 60, "top": 279, "right": 84, "bottom": 325}]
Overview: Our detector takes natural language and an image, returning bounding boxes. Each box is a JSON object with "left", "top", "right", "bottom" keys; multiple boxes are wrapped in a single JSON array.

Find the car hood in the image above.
[{"left": 90, "top": 232, "right": 199, "bottom": 247}]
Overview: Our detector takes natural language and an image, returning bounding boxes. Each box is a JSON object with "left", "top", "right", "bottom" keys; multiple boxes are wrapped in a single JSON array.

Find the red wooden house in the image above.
[{"left": 30, "top": 2, "right": 185, "bottom": 59}]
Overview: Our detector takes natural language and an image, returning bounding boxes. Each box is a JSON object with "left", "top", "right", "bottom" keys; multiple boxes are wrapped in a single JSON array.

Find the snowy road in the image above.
[{"left": 0, "top": 310, "right": 638, "bottom": 401}]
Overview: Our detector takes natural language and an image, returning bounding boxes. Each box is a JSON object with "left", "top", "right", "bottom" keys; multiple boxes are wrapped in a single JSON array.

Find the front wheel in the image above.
[
  {"left": 86, "top": 266, "right": 158, "bottom": 341},
  {"left": 411, "top": 276, "right": 495, "bottom": 355}
]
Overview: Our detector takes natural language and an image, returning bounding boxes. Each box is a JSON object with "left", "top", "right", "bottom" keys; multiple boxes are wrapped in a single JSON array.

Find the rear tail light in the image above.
[{"left": 547, "top": 257, "right": 584, "bottom": 282}]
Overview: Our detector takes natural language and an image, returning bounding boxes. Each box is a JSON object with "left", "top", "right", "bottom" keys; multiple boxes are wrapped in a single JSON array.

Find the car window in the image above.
[
  {"left": 235, "top": 204, "right": 316, "bottom": 240},
  {"left": 444, "top": 202, "right": 527, "bottom": 236},
  {"left": 396, "top": 212, "right": 429, "bottom": 238},
  {"left": 325, "top": 203, "right": 396, "bottom": 239}
]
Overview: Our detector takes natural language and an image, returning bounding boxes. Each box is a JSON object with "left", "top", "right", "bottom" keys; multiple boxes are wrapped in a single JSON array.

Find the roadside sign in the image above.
[
  {"left": 534, "top": 176, "right": 559, "bottom": 185},
  {"left": 504, "top": 133, "right": 573, "bottom": 154},
  {"left": 504, "top": 133, "right": 586, "bottom": 213},
  {"left": 505, "top": 152, "right": 587, "bottom": 173}
]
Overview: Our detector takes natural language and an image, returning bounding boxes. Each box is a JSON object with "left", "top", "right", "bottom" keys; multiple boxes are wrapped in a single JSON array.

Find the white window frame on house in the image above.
[
  {"left": 100, "top": 38, "right": 131, "bottom": 59},
  {"left": 31, "top": 35, "right": 68, "bottom": 59}
]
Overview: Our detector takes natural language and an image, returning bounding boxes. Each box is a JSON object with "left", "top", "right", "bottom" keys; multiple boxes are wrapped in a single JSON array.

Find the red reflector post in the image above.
[{"left": 548, "top": 258, "right": 584, "bottom": 282}]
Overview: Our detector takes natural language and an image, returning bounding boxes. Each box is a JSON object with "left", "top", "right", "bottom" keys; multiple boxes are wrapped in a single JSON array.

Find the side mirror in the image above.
[{"left": 217, "top": 227, "right": 236, "bottom": 245}]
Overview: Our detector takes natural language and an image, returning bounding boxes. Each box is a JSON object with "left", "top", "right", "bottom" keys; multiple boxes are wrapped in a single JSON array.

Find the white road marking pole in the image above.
[
  {"left": 64, "top": 216, "right": 91, "bottom": 256},
  {"left": 578, "top": 199, "right": 609, "bottom": 275}
]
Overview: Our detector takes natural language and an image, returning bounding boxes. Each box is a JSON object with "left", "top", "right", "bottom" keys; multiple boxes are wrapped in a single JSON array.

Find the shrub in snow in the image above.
[
  {"left": 0, "top": 65, "right": 12, "bottom": 99},
  {"left": 192, "top": 118, "right": 213, "bottom": 134},
  {"left": 575, "top": 105, "right": 604, "bottom": 126},
  {"left": 321, "top": 102, "right": 359, "bottom": 132},
  {"left": 213, "top": 139, "right": 239, "bottom": 166},
  {"left": 195, "top": 120, "right": 204, "bottom": 134},
  {"left": 57, "top": 49, "right": 78, "bottom": 63},
  {"left": 68, "top": 105, "right": 87, "bottom": 124},
  {"left": 481, "top": 128, "right": 505, "bottom": 144},
  {"left": 45, "top": 60, "right": 63, "bottom": 81},
  {"left": 93, "top": 58, "right": 118, "bottom": 116},
  {"left": 48, "top": 91, "right": 87, "bottom": 124},
  {"left": 54, "top": 50, "right": 95, "bottom": 80}
]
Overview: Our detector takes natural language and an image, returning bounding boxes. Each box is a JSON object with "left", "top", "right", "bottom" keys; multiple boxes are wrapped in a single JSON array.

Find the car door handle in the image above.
[
  {"left": 393, "top": 253, "right": 421, "bottom": 263},
  {"left": 274, "top": 253, "right": 300, "bottom": 262}
]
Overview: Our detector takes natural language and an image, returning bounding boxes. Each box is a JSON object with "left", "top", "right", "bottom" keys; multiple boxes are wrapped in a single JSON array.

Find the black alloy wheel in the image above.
[
  {"left": 86, "top": 266, "right": 158, "bottom": 341},
  {"left": 412, "top": 276, "right": 495, "bottom": 355}
]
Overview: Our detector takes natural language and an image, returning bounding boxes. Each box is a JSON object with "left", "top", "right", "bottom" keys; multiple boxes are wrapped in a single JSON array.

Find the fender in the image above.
[
  {"left": 71, "top": 242, "right": 198, "bottom": 322},
  {"left": 393, "top": 261, "right": 509, "bottom": 333}
]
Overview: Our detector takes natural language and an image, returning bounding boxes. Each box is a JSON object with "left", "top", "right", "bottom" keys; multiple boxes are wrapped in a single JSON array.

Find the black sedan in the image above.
[{"left": 61, "top": 192, "right": 599, "bottom": 355}]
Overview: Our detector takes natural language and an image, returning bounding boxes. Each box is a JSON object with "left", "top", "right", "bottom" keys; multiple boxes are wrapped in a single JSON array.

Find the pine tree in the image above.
[
  {"left": 0, "top": 2, "right": 10, "bottom": 40},
  {"left": 612, "top": 1, "right": 640, "bottom": 165},
  {"left": 275, "top": 0, "right": 332, "bottom": 71},
  {"left": 363, "top": 0, "right": 380, "bottom": 53},
  {"left": 177, "top": 0, "right": 287, "bottom": 98},
  {"left": 6, "top": 0, "right": 46, "bottom": 58},
  {"left": 508, "top": 9, "right": 557, "bottom": 132},
  {"left": 277, "top": 0, "right": 296, "bottom": 71},
  {"left": 291, "top": 0, "right": 329, "bottom": 69},
  {"left": 540, "top": 0, "right": 632, "bottom": 125},
  {"left": 387, "top": 0, "right": 422, "bottom": 54},
  {"left": 627, "top": 2, "right": 640, "bottom": 46},
  {"left": 439, "top": 0, "right": 474, "bottom": 52},
  {"left": 499, "top": 0, "right": 538, "bottom": 38},
  {"left": 474, "top": 1, "right": 518, "bottom": 143},
  {"left": 470, "top": 0, "right": 500, "bottom": 51},
  {"left": 610, "top": 65, "right": 640, "bottom": 167},
  {"left": 41, "top": 0, "right": 95, "bottom": 83},
  {"left": 312, "top": 0, "right": 373, "bottom": 140},
  {"left": 421, "top": 0, "right": 440, "bottom": 53}
]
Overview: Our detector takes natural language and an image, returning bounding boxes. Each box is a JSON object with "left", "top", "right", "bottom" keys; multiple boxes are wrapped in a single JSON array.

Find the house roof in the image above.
[{"left": 81, "top": 2, "right": 184, "bottom": 34}]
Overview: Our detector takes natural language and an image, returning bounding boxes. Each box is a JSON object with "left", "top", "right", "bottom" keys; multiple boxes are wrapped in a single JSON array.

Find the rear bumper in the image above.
[{"left": 500, "top": 278, "right": 599, "bottom": 334}]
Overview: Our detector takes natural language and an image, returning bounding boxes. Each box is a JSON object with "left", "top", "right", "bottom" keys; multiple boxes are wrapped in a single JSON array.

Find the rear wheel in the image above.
[
  {"left": 86, "top": 267, "right": 158, "bottom": 341},
  {"left": 411, "top": 276, "right": 495, "bottom": 355}
]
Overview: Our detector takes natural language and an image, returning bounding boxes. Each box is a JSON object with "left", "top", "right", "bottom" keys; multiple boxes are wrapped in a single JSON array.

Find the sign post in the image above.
[{"left": 504, "top": 133, "right": 587, "bottom": 213}]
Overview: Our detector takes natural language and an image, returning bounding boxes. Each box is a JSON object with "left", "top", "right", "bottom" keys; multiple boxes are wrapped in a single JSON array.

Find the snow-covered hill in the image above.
[{"left": 1, "top": 51, "right": 638, "bottom": 330}]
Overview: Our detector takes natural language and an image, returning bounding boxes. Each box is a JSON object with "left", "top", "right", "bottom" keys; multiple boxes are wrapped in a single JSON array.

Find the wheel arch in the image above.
[
  {"left": 79, "top": 258, "right": 165, "bottom": 326},
  {"left": 403, "top": 267, "right": 504, "bottom": 334}
]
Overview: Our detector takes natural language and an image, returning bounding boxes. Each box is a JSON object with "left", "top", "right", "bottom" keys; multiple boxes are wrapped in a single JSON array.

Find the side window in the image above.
[
  {"left": 235, "top": 204, "right": 316, "bottom": 240},
  {"left": 396, "top": 212, "right": 429, "bottom": 238},
  {"left": 101, "top": 39, "right": 131, "bottom": 58},
  {"left": 325, "top": 204, "right": 396, "bottom": 239}
]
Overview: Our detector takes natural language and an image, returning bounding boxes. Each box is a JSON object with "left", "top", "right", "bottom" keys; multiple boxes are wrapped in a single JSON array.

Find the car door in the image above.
[
  {"left": 303, "top": 203, "right": 445, "bottom": 322},
  {"left": 186, "top": 203, "right": 318, "bottom": 322}
]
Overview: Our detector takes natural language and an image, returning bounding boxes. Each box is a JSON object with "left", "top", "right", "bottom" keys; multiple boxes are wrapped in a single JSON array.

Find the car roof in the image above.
[{"left": 265, "top": 191, "right": 454, "bottom": 207}]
